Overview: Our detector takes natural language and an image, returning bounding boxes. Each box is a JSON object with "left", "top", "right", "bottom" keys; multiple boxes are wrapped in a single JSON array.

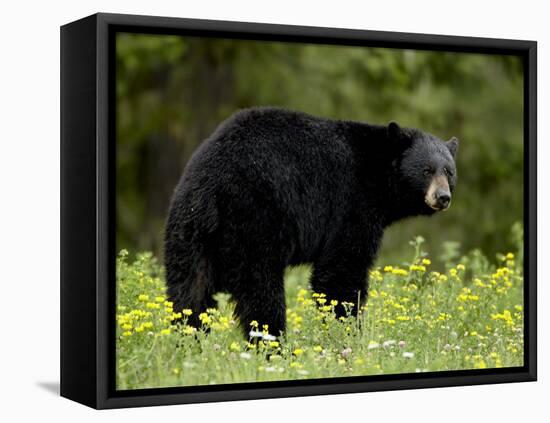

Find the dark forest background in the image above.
[{"left": 116, "top": 33, "right": 524, "bottom": 268}]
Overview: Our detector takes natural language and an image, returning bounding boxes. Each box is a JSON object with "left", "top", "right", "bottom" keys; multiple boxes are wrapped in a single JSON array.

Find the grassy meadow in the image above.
[{"left": 116, "top": 236, "right": 524, "bottom": 390}]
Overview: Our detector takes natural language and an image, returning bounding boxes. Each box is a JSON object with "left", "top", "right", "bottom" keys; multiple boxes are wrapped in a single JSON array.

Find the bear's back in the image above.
[
  {"left": 201, "top": 107, "right": 355, "bottom": 195},
  {"left": 180, "top": 108, "right": 360, "bottom": 258}
]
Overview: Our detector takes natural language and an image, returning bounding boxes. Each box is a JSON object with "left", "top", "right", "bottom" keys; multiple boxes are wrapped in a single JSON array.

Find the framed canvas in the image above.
[{"left": 60, "top": 12, "right": 537, "bottom": 409}]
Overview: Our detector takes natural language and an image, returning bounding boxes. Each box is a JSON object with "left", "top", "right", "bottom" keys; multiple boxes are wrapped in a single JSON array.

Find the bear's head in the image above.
[{"left": 388, "top": 121, "right": 459, "bottom": 216}]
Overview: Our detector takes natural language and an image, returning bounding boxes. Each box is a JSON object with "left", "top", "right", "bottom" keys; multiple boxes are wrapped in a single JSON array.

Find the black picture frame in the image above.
[{"left": 60, "top": 12, "right": 537, "bottom": 409}]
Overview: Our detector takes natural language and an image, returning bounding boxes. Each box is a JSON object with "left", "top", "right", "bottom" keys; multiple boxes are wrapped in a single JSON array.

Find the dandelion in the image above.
[
  {"left": 475, "top": 359, "right": 487, "bottom": 369},
  {"left": 409, "top": 264, "right": 426, "bottom": 272},
  {"left": 182, "top": 326, "right": 196, "bottom": 335},
  {"left": 199, "top": 312, "right": 211, "bottom": 325},
  {"left": 293, "top": 348, "right": 305, "bottom": 356},
  {"left": 313, "top": 345, "right": 323, "bottom": 353},
  {"left": 392, "top": 268, "right": 408, "bottom": 276}
]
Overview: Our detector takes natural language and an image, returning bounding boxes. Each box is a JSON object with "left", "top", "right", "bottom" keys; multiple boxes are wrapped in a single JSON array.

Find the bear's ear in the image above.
[
  {"left": 388, "top": 121, "right": 401, "bottom": 139},
  {"left": 447, "top": 137, "right": 459, "bottom": 159}
]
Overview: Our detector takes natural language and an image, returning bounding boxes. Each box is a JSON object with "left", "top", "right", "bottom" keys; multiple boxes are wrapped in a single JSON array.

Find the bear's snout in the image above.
[
  {"left": 434, "top": 191, "right": 451, "bottom": 210},
  {"left": 425, "top": 175, "right": 451, "bottom": 211}
]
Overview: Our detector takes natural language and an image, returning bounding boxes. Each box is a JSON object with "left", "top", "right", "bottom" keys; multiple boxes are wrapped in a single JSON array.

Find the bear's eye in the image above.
[
  {"left": 423, "top": 167, "right": 433, "bottom": 176},
  {"left": 444, "top": 167, "right": 454, "bottom": 177}
]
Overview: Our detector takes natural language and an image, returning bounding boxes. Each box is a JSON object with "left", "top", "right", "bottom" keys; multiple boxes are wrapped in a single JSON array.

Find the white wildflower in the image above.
[
  {"left": 262, "top": 333, "right": 276, "bottom": 341},
  {"left": 367, "top": 342, "right": 380, "bottom": 350},
  {"left": 341, "top": 347, "right": 353, "bottom": 358}
]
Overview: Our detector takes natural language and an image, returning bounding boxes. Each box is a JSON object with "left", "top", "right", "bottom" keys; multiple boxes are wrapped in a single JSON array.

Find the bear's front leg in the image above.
[
  {"left": 231, "top": 263, "right": 287, "bottom": 339},
  {"left": 310, "top": 262, "right": 368, "bottom": 319},
  {"left": 310, "top": 237, "right": 378, "bottom": 319}
]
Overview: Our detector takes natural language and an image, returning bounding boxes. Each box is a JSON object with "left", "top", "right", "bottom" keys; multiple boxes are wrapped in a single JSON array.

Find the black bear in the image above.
[{"left": 164, "top": 107, "right": 458, "bottom": 337}]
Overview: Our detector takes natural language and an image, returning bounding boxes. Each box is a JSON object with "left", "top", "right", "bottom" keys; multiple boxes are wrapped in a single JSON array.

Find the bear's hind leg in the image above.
[{"left": 165, "top": 240, "right": 217, "bottom": 328}]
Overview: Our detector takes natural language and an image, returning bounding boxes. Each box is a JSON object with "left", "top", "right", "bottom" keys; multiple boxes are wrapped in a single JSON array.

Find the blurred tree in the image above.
[{"left": 116, "top": 33, "right": 523, "bottom": 268}]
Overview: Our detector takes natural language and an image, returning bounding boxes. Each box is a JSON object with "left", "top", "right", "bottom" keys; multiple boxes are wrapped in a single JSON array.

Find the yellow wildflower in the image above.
[
  {"left": 199, "top": 313, "right": 211, "bottom": 325},
  {"left": 182, "top": 326, "right": 196, "bottom": 335}
]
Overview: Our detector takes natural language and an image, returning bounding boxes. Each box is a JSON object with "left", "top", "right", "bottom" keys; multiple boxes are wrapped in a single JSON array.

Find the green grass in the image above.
[{"left": 116, "top": 237, "right": 524, "bottom": 390}]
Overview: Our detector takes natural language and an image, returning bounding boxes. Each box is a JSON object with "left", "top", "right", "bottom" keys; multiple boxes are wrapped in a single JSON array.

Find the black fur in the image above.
[{"left": 164, "top": 107, "right": 458, "bottom": 337}]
